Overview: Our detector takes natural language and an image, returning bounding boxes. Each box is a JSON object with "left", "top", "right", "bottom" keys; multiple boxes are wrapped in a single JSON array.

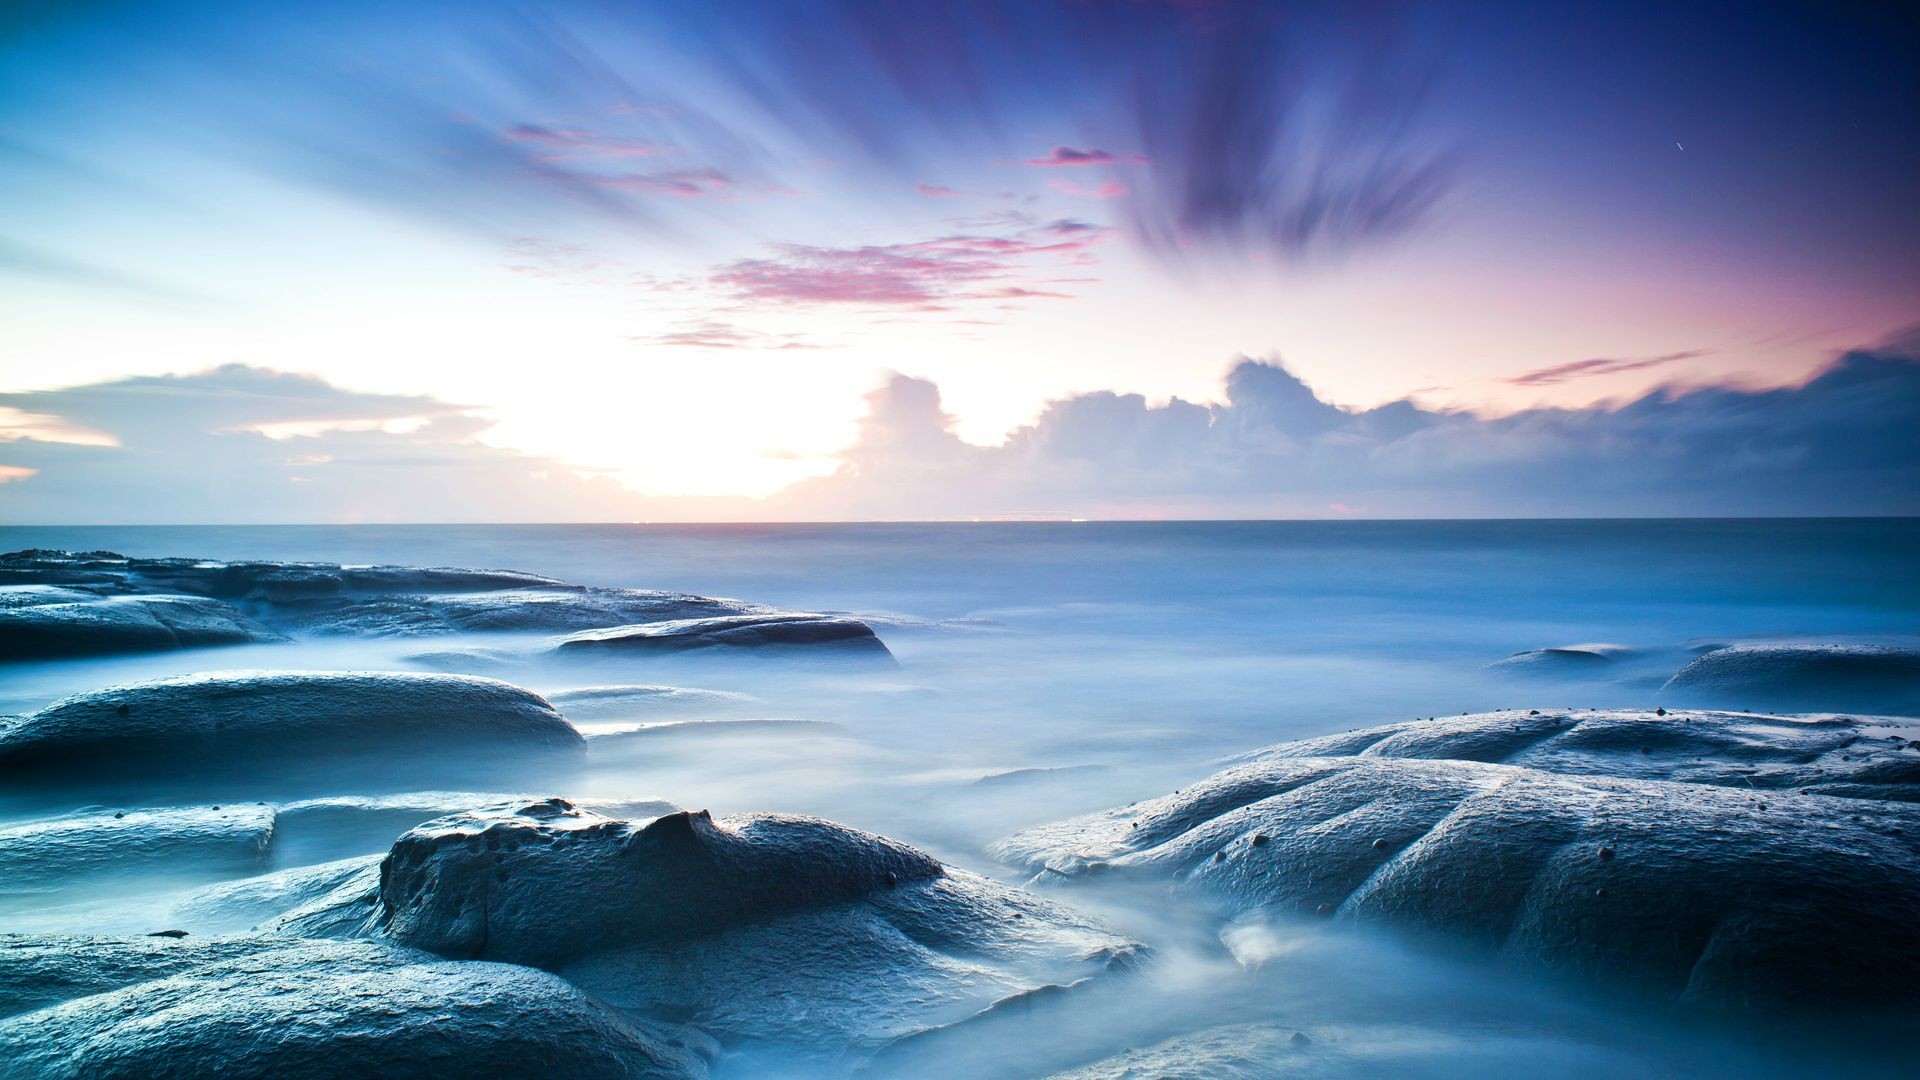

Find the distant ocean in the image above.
[{"left": 4, "top": 518, "right": 1915, "bottom": 763}]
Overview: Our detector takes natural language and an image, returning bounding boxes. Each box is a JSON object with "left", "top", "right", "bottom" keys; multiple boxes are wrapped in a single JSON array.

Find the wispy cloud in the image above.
[
  {"left": 502, "top": 124, "right": 661, "bottom": 160},
  {"left": 639, "top": 320, "right": 827, "bottom": 350},
  {"left": 1506, "top": 349, "right": 1712, "bottom": 387},
  {"left": 709, "top": 219, "right": 1105, "bottom": 309},
  {"left": 1048, "top": 179, "right": 1130, "bottom": 199},
  {"left": 1022, "top": 146, "right": 1145, "bottom": 168}
]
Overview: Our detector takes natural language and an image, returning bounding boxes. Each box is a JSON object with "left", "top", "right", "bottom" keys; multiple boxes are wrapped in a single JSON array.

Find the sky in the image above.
[{"left": 1, "top": 0, "right": 1916, "bottom": 522}]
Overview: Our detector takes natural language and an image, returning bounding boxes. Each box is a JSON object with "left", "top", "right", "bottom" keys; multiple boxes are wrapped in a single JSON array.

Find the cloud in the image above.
[
  {"left": 0, "top": 365, "right": 731, "bottom": 524},
  {"left": 708, "top": 219, "right": 1105, "bottom": 309},
  {"left": 12, "top": 342, "right": 1914, "bottom": 523},
  {"left": 502, "top": 124, "right": 661, "bottom": 160},
  {"left": 14, "top": 1, "right": 1450, "bottom": 278},
  {"left": 639, "top": 319, "right": 826, "bottom": 350},
  {"left": 1048, "top": 179, "right": 1130, "bottom": 199},
  {"left": 1022, "top": 147, "right": 1143, "bottom": 168},
  {"left": 775, "top": 343, "right": 1920, "bottom": 518},
  {"left": 1506, "top": 349, "right": 1713, "bottom": 387},
  {"left": 591, "top": 167, "right": 738, "bottom": 198}
]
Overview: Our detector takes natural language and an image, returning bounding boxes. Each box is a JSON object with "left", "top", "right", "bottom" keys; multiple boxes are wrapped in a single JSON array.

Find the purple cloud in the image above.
[
  {"left": 1507, "top": 350, "right": 1713, "bottom": 387},
  {"left": 1022, "top": 147, "right": 1145, "bottom": 167}
]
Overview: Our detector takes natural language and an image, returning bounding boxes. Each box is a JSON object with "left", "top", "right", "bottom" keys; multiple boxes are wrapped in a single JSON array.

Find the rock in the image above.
[
  {"left": 169, "top": 856, "right": 386, "bottom": 937},
  {"left": 377, "top": 800, "right": 945, "bottom": 967},
  {"left": 0, "top": 805, "right": 276, "bottom": 897},
  {"left": 544, "top": 685, "right": 758, "bottom": 721},
  {"left": 1662, "top": 643, "right": 1920, "bottom": 715},
  {"left": 1487, "top": 644, "right": 1636, "bottom": 673},
  {"left": 0, "top": 550, "right": 884, "bottom": 659},
  {"left": 0, "top": 936, "right": 708, "bottom": 1079},
  {"left": 1041, "top": 1020, "right": 1662, "bottom": 1080},
  {"left": 553, "top": 613, "right": 892, "bottom": 661},
  {"left": 287, "top": 799, "right": 1137, "bottom": 1051},
  {"left": 1237, "top": 708, "right": 1920, "bottom": 802},
  {"left": 272, "top": 791, "right": 680, "bottom": 866},
  {"left": 996, "top": 729, "right": 1920, "bottom": 1011},
  {"left": 0, "top": 671, "right": 584, "bottom": 786},
  {"left": 283, "top": 587, "right": 751, "bottom": 638},
  {"left": 0, "top": 588, "right": 283, "bottom": 660}
]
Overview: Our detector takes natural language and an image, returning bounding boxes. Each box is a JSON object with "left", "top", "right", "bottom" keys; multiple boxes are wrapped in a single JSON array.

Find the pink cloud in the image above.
[
  {"left": 710, "top": 220, "right": 1107, "bottom": 308},
  {"left": 1023, "top": 146, "right": 1146, "bottom": 167},
  {"left": 1047, "top": 178, "right": 1130, "bottom": 199},
  {"left": 592, "top": 168, "right": 735, "bottom": 198},
  {"left": 916, "top": 182, "right": 961, "bottom": 198},
  {"left": 502, "top": 124, "right": 661, "bottom": 160}
]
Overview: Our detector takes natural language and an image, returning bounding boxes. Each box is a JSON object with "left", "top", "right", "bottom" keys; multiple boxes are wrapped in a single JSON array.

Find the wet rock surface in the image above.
[
  {"left": 552, "top": 614, "right": 892, "bottom": 660},
  {"left": 0, "top": 588, "right": 283, "bottom": 659},
  {"left": 0, "top": 935, "right": 708, "bottom": 1079},
  {"left": 0, "top": 549, "right": 883, "bottom": 661},
  {"left": 1661, "top": 643, "right": 1920, "bottom": 715},
  {"left": 0, "top": 671, "right": 583, "bottom": 784},
  {"left": 252, "top": 799, "right": 1142, "bottom": 1051},
  {"left": 996, "top": 712, "right": 1920, "bottom": 1012},
  {"left": 1240, "top": 708, "right": 1920, "bottom": 801},
  {"left": 0, "top": 805, "right": 275, "bottom": 898}
]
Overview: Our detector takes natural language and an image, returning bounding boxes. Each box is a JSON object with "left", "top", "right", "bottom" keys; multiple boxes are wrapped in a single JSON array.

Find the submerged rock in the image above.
[
  {"left": 1662, "top": 643, "right": 1920, "bottom": 715},
  {"left": 0, "top": 936, "right": 708, "bottom": 1079},
  {"left": 995, "top": 715, "right": 1920, "bottom": 1012},
  {"left": 1042, "top": 1020, "right": 1668, "bottom": 1080},
  {"left": 0, "top": 671, "right": 583, "bottom": 784},
  {"left": 545, "top": 684, "right": 758, "bottom": 720},
  {"left": 1487, "top": 643, "right": 1637, "bottom": 673},
  {"left": 0, "top": 587, "right": 282, "bottom": 660},
  {"left": 0, "top": 550, "right": 889, "bottom": 660},
  {"left": 283, "top": 587, "right": 751, "bottom": 638},
  {"left": 0, "top": 805, "right": 276, "bottom": 897},
  {"left": 552, "top": 613, "right": 891, "bottom": 660}
]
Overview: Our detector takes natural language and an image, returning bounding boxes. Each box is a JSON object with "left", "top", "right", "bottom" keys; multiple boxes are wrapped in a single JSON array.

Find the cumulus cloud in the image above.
[
  {"left": 7, "top": 344, "right": 1916, "bottom": 523},
  {"left": 775, "top": 345, "right": 1920, "bottom": 519},
  {"left": 0, "top": 366, "right": 735, "bottom": 524}
]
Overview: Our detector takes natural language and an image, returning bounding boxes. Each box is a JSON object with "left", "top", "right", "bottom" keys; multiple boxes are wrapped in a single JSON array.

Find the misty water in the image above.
[{"left": 3, "top": 519, "right": 1916, "bottom": 1077}]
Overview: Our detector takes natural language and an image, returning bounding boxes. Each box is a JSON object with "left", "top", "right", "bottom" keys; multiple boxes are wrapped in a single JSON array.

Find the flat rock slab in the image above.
[
  {"left": 1242, "top": 708, "right": 1920, "bottom": 802},
  {"left": 0, "top": 589, "right": 283, "bottom": 660},
  {"left": 552, "top": 614, "right": 893, "bottom": 661},
  {"left": 0, "top": 936, "right": 708, "bottom": 1079},
  {"left": 0, "top": 550, "right": 885, "bottom": 661},
  {"left": 0, "top": 671, "right": 583, "bottom": 785},
  {"left": 1041, "top": 1020, "right": 1677, "bottom": 1080},
  {"left": 1661, "top": 643, "right": 1920, "bottom": 715},
  {"left": 995, "top": 713, "right": 1920, "bottom": 1013},
  {"left": 0, "top": 805, "right": 275, "bottom": 898}
]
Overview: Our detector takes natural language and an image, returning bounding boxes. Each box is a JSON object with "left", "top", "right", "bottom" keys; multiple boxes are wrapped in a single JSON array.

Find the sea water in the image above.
[{"left": 1, "top": 519, "right": 1915, "bottom": 1076}]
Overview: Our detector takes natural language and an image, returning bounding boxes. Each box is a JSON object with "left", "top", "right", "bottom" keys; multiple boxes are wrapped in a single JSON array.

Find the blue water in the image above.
[{"left": 3, "top": 519, "right": 1915, "bottom": 1077}]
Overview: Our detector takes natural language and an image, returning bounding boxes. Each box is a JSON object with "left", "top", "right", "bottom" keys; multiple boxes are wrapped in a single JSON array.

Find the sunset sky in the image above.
[{"left": 2, "top": 1, "right": 1916, "bottom": 521}]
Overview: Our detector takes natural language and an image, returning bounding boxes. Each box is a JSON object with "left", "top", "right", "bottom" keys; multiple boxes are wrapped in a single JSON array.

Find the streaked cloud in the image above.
[{"left": 1507, "top": 350, "right": 1713, "bottom": 387}]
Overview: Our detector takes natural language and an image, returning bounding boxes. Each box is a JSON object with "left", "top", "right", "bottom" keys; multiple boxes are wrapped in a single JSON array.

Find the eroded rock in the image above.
[
  {"left": 0, "top": 805, "right": 276, "bottom": 897},
  {"left": 1239, "top": 708, "right": 1920, "bottom": 801},
  {"left": 1662, "top": 643, "right": 1920, "bottom": 715},
  {"left": 0, "top": 936, "right": 708, "bottom": 1079},
  {"left": 0, "top": 671, "right": 583, "bottom": 785},
  {"left": 552, "top": 614, "right": 892, "bottom": 661},
  {"left": 995, "top": 717, "right": 1920, "bottom": 1012}
]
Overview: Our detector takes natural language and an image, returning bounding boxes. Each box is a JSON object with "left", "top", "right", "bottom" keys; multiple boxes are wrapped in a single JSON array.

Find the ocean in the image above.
[{"left": 2, "top": 518, "right": 1915, "bottom": 1077}]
